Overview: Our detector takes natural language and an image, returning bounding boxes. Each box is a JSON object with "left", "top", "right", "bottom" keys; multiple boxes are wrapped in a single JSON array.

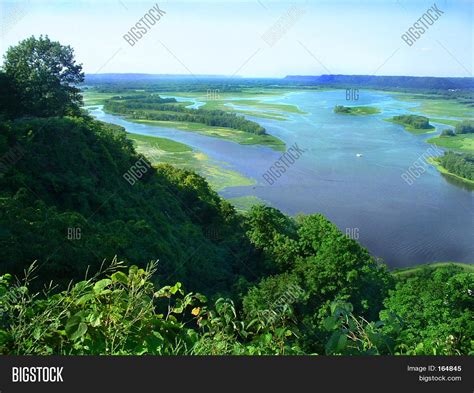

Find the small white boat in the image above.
[{"left": 356, "top": 153, "right": 363, "bottom": 157}]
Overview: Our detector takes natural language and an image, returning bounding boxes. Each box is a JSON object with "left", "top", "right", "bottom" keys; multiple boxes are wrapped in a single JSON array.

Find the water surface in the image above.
[{"left": 90, "top": 90, "right": 474, "bottom": 268}]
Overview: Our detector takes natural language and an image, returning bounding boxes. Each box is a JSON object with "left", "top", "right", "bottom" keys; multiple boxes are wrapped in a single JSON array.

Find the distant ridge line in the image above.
[{"left": 84, "top": 73, "right": 473, "bottom": 89}]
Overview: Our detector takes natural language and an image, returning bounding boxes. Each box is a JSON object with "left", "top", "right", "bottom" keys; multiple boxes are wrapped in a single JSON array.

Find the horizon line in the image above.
[{"left": 84, "top": 73, "right": 474, "bottom": 80}]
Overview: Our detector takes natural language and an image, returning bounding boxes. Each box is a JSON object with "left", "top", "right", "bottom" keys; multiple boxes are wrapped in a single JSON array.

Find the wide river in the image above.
[{"left": 90, "top": 90, "right": 474, "bottom": 269}]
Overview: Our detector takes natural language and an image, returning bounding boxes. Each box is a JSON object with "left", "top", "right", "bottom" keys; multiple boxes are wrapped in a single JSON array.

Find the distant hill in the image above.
[
  {"left": 85, "top": 73, "right": 240, "bottom": 82},
  {"left": 84, "top": 73, "right": 474, "bottom": 92},
  {"left": 283, "top": 74, "right": 474, "bottom": 90}
]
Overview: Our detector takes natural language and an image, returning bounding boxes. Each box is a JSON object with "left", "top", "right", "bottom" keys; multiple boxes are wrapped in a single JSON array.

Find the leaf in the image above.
[
  {"left": 374, "top": 321, "right": 385, "bottom": 329},
  {"left": 33, "top": 327, "right": 42, "bottom": 340},
  {"left": 88, "top": 312, "right": 102, "bottom": 327},
  {"left": 195, "top": 293, "right": 207, "bottom": 303},
  {"left": 325, "top": 331, "right": 348, "bottom": 354},
  {"left": 335, "top": 334, "right": 348, "bottom": 352},
  {"left": 77, "top": 293, "right": 95, "bottom": 305},
  {"left": 154, "top": 286, "right": 171, "bottom": 298},
  {"left": 111, "top": 271, "right": 128, "bottom": 285},
  {"left": 170, "top": 282, "right": 182, "bottom": 295},
  {"left": 93, "top": 279, "right": 111, "bottom": 294},
  {"left": 347, "top": 317, "right": 357, "bottom": 331},
  {"left": 263, "top": 333, "right": 272, "bottom": 344},
  {"left": 191, "top": 307, "right": 200, "bottom": 316},
  {"left": 323, "top": 316, "right": 338, "bottom": 331},
  {"left": 65, "top": 314, "right": 88, "bottom": 341},
  {"left": 70, "top": 322, "right": 87, "bottom": 341}
]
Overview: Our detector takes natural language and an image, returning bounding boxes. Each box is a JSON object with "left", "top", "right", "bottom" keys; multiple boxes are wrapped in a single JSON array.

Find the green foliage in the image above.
[
  {"left": 323, "top": 301, "right": 400, "bottom": 355},
  {"left": 455, "top": 120, "right": 474, "bottom": 134},
  {"left": 0, "top": 261, "right": 304, "bottom": 355},
  {"left": 244, "top": 205, "right": 299, "bottom": 271},
  {"left": 104, "top": 94, "right": 267, "bottom": 135},
  {"left": 243, "top": 209, "right": 393, "bottom": 353},
  {"left": 382, "top": 266, "right": 474, "bottom": 355},
  {"left": 0, "top": 113, "right": 265, "bottom": 295},
  {"left": 0, "top": 72, "right": 21, "bottom": 118},
  {"left": 0, "top": 260, "right": 202, "bottom": 355},
  {"left": 334, "top": 105, "right": 379, "bottom": 115},
  {"left": 392, "top": 114, "right": 432, "bottom": 129},
  {"left": 334, "top": 105, "right": 351, "bottom": 114},
  {"left": 441, "top": 128, "right": 455, "bottom": 136},
  {"left": 2, "top": 35, "right": 84, "bottom": 117},
  {"left": 439, "top": 151, "right": 474, "bottom": 180},
  {"left": 193, "top": 298, "right": 302, "bottom": 355}
]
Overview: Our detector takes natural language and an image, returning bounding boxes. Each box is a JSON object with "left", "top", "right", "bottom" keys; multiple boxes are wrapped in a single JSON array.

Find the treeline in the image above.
[
  {"left": 104, "top": 96, "right": 267, "bottom": 135},
  {"left": 455, "top": 120, "right": 474, "bottom": 134},
  {"left": 84, "top": 74, "right": 251, "bottom": 93},
  {"left": 439, "top": 152, "right": 474, "bottom": 181},
  {"left": 441, "top": 120, "right": 474, "bottom": 137},
  {"left": 111, "top": 94, "right": 178, "bottom": 104},
  {"left": 334, "top": 105, "right": 351, "bottom": 114},
  {"left": 392, "top": 114, "right": 432, "bottom": 129},
  {"left": 1, "top": 36, "right": 472, "bottom": 356},
  {"left": 284, "top": 74, "right": 474, "bottom": 90}
]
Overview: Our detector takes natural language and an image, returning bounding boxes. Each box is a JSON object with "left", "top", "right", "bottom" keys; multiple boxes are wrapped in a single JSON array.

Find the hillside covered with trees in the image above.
[{"left": 0, "top": 36, "right": 472, "bottom": 356}]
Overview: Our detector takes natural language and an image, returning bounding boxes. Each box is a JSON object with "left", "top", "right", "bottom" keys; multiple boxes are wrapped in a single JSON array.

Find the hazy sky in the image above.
[{"left": 0, "top": 0, "right": 472, "bottom": 77}]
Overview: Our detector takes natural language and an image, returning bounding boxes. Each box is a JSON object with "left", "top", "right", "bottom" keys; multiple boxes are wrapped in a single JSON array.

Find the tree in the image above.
[
  {"left": 245, "top": 205, "right": 299, "bottom": 271},
  {"left": 0, "top": 72, "right": 21, "bottom": 118},
  {"left": 455, "top": 120, "right": 474, "bottom": 134},
  {"left": 2, "top": 35, "right": 84, "bottom": 117},
  {"left": 381, "top": 266, "right": 474, "bottom": 355},
  {"left": 441, "top": 128, "right": 455, "bottom": 136}
]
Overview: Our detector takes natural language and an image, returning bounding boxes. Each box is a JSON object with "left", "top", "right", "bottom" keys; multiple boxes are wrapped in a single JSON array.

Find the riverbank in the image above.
[
  {"left": 427, "top": 133, "right": 474, "bottom": 153},
  {"left": 84, "top": 90, "right": 287, "bottom": 151},
  {"left": 385, "top": 117, "right": 436, "bottom": 135},
  {"left": 126, "top": 132, "right": 256, "bottom": 191},
  {"left": 129, "top": 118, "right": 286, "bottom": 151},
  {"left": 427, "top": 157, "right": 474, "bottom": 188},
  {"left": 392, "top": 93, "right": 474, "bottom": 119},
  {"left": 392, "top": 262, "right": 474, "bottom": 279}
]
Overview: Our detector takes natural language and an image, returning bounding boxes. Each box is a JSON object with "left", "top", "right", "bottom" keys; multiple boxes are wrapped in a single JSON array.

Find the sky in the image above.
[{"left": 0, "top": 0, "right": 472, "bottom": 78}]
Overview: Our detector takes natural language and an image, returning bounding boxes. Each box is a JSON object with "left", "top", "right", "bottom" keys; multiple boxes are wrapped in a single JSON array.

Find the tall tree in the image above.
[{"left": 2, "top": 35, "right": 84, "bottom": 117}]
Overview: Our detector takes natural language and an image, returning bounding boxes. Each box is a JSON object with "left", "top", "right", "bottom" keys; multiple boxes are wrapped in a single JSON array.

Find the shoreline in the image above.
[{"left": 427, "top": 157, "right": 474, "bottom": 187}]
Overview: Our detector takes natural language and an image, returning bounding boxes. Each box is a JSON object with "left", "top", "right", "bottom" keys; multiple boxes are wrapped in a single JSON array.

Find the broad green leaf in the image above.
[
  {"left": 65, "top": 313, "right": 88, "bottom": 341},
  {"left": 69, "top": 322, "right": 87, "bottom": 341},
  {"left": 88, "top": 312, "right": 102, "bottom": 327},
  {"left": 111, "top": 271, "right": 128, "bottom": 285},
  {"left": 77, "top": 293, "right": 95, "bottom": 305},
  {"left": 323, "top": 316, "right": 338, "bottom": 331},
  {"left": 93, "top": 279, "right": 111, "bottom": 294},
  {"left": 170, "top": 282, "right": 182, "bottom": 295}
]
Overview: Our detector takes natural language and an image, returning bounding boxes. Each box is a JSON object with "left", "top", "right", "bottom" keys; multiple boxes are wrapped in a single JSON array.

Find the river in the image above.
[{"left": 88, "top": 90, "right": 474, "bottom": 268}]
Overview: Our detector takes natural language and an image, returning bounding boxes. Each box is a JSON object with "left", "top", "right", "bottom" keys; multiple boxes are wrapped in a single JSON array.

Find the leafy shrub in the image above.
[{"left": 0, "top": 259, "right": 203, "bottom": 355}]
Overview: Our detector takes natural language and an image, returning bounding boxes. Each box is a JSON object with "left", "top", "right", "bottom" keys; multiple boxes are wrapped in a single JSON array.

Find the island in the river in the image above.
[
  {"left": 102, "top": 94, "right": 286, "bottom": 151},
  {"left": 386, "top": 114, "right": 435, "bottom": 134},
  {"left": 334, "top": 105, "right": 380, "bottom": 115}
]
